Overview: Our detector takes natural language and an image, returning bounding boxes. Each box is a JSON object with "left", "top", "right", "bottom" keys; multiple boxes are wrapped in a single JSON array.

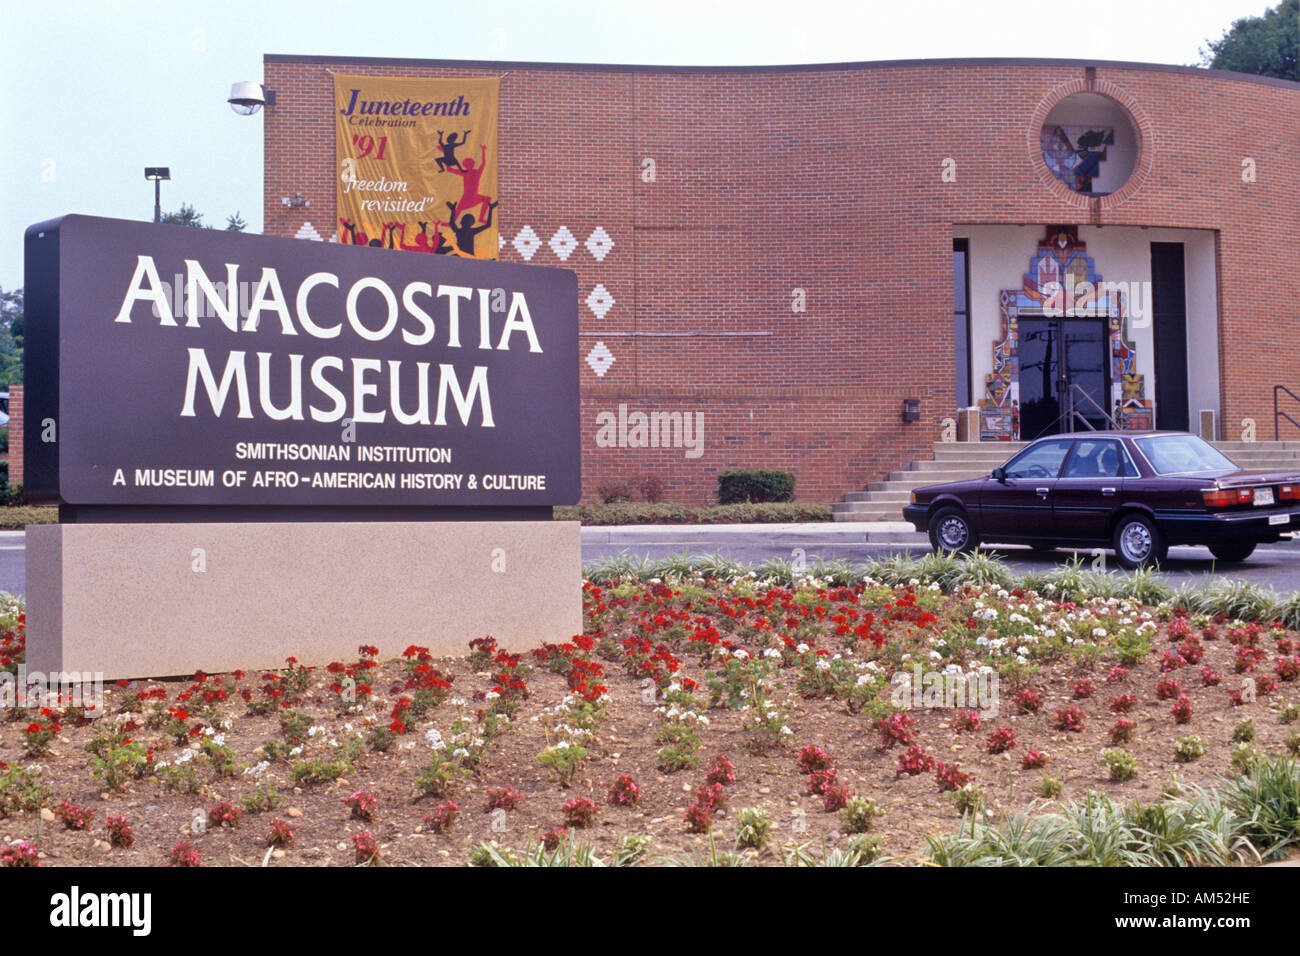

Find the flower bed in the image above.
[{"left": 1, "top": 554, "right": 1299, "bottom": 867}]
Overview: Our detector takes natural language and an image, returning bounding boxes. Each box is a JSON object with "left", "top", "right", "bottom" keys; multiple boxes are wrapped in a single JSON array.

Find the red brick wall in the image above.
[
  {"left": 262, "top": 57, "right": 1300, "bottom": 504},
  {"left": 9, "top": 384, "right": 21, "bottom": 487}
]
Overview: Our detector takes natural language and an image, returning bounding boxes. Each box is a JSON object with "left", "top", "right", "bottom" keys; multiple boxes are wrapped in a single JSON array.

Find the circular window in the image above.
[{"left": 1039, "top": 93, "right": 1138, "bottom": 197}]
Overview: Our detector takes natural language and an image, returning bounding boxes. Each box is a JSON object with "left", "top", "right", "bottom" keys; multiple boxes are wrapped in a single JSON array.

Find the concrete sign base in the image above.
[{"left": 25, "top": 520, "right": 581, "bottom": 680}]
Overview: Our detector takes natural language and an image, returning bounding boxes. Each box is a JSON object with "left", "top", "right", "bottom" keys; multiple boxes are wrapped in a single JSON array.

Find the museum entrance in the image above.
[{"left": 1017, "top": 316, "right": 1110, "bottom": 439}]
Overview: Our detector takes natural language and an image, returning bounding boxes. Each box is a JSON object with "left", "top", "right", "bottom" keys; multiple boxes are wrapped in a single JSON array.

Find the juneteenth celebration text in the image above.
[{"left": 111, "top": 256, "right": 546, "bottom": 428}]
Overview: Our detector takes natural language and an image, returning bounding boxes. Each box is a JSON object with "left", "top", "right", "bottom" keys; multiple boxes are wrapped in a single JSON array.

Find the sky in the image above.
[{"left": 0, "top": 0, "right": 1281, "bottom": 290}]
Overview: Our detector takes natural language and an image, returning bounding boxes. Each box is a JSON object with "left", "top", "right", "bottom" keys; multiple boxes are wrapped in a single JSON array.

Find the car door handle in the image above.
[
  {"left": 1101, "top": 487, "right": 1116, "bottom": 496},
  {"left": 1036, "top": 487, "right": 1050, "bottom": 498}
]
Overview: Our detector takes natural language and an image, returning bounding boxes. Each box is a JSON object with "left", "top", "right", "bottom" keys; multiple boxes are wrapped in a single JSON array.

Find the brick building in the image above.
[{"left": 261, "top": 54, "right": 1300, "bottom": 505}]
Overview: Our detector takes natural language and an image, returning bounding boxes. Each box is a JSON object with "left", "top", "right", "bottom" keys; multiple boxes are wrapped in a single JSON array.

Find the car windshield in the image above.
[{"left": 1134, "top": 435, "right": 1236, "bottom": 475}]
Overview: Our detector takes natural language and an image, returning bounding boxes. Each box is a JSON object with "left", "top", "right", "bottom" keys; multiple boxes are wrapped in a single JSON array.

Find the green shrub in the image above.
[
  {"left": 717, "top": 469, "right": 795, "bottom": 504},
  {"left": 952, "top": 783, "right": 986, "bottom": 817},
  {"left": 1221, "top": 756, "right": 1300, "bottom": 859},
  {"left": 734, "top": 807, "right": 772, "bottom": 849},
  {"left": 928, "top": 789, "right": 1256, "bottom": 867},
  {"left": 0, "top": 766, "right": 51, "bottom": 815},
  {"left": 840, "top": 797, "right": 885, "bottom": 834},
  {"left": 0, "top": 482, "right": 22, "bottom": 507},
  {"left": 241, "top": 785, "right": 283, "bottom": 814},
  {"left": 1038, "top": 776, "right": 1064, "bottom": 798},
  {"left": 1174, "top": 736, "right": 1208, "bottom": 763},
  {"left": 595, "top": 480, "right": 635, "bottom": 504},
  {"left": 0, "top": 505, "right": 55, "bottom": 528},
  {"left": 1101, "top": 748, "right": 1139, "bottom": 781}
]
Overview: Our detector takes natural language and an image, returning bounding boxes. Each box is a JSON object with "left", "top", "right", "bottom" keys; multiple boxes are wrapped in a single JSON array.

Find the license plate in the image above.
[
  {"left": 1254, "top": 487, "right": 1275, "bottom": 506},
  {"left": 1269, "top": 514, "right": 1289, "bottom": 526}
]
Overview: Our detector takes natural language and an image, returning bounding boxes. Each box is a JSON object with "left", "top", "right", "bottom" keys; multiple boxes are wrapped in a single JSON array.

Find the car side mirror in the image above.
[{"left": 991, "top": 467, "right": 1007, "bottom": 482}]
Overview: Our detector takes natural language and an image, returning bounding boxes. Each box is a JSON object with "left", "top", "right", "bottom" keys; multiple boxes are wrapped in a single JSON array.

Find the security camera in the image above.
[{"left": 228, "top": 81, "right": 274, "bottom": 116}]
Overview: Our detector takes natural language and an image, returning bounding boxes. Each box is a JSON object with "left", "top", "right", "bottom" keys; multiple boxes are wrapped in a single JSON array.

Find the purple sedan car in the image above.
[{"left": 902, "top": 432, "right": 1300, "bottom": 569}]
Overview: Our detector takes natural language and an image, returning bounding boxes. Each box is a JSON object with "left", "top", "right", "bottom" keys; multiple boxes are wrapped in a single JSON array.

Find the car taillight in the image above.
[
  {"left": 1202, "top": 487, "right": 1254, "bottom": 508},
  {"left": 1280, "top": 484, "right": 1300, "bottom": 502}
]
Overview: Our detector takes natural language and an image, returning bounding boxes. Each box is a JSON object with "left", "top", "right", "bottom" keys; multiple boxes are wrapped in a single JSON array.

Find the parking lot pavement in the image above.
[
  {"left": 579, "top": 525, "right": 1300, "bottom": 592},
  {"left": 1, "top": 528, "right": 1297, "bottom": 597},
  {"left": 0, "top": 531, "right": 24, "bottom": 596}
]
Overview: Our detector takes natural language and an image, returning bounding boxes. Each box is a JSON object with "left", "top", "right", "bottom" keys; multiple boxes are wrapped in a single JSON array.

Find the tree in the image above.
[
  {"left": 160, "top": 204, "right": 249, "bottom": 232},
  {"left": 0, "top": 287, "right": 23, "bottom": 386},
  {"left": 160, "top": 203, "right": 207, "bottom": 228},
  {"left": 1200, "top": 0, "right": 1298, "bottom": 80}
]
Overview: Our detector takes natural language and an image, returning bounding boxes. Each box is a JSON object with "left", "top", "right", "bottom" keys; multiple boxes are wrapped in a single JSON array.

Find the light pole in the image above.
[{"left": 144, "top": 167, "right": 170, "bottom": 223}]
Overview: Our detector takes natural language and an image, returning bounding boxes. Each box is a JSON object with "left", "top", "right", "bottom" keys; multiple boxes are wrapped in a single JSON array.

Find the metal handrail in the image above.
[
  {"left": 1275, "top": 385, "right": 1300, "bottom": 441},
  {"left": 1067, "top": 383, "right": 1122, "bottom": 432}
]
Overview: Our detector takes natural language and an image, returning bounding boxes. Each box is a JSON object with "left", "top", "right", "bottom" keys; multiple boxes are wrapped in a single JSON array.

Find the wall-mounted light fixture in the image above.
[{"left": 228, "top": 81, "right": 276, "bottom": 116}]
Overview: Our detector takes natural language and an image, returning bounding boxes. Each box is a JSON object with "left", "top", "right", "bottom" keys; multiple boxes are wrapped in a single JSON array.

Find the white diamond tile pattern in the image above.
[
  {"left": 585, "top": 284, "right": 615, "bottom": 320},
  {"left": 512, "top": 225, "right": 541, "bottom": 260},
  {"left": 585, "top": 226, "right": 613, "bottom": 262},
  {"left": 549, "top": 226, "right": 577, "bottom": 260},
  {"left": 586, "top": 341, "right": 615, "bottom": 378}
]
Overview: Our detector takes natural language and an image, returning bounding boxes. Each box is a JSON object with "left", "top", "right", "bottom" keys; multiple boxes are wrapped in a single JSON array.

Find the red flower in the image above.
[{"left": 1021, "top": 750, "right": 1048, "bottom": 769}]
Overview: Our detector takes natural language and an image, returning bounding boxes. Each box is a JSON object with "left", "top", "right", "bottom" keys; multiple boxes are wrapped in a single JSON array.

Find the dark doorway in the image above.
[
  {"left": 1018, "top": 317, "right": 1110, "bottom": 439},
  {"left": 953, "top": 239, "right": 971, "bottom": 407},
  {"left": 1150, "top": 242, "right": 1189, "bottom": 431}
]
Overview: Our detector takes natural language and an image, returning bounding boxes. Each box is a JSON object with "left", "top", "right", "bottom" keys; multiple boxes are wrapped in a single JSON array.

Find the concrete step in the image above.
[
  {"left": 832, "top": 501, "right": 904, "bottom": 517},
  {"left": 930, "top": 452, "right": 1023, "bottom": 460},
  {"left": 840, "top": 490, "right": 912, "bottom": 503},
  {"left": 832, "top": 512, "right": 915, "bottom": 528},
  {"left": 910, "top": 458, "right": 1008, "bottom": 471},
  {"left": 932, "top": 441, "right": 1026, "bottom": 452},
  {"left": 888, "top": 469, "right": 992, "bottom": 483},
  {"left": 1216, "top": 451, "right": 1300, "bottom": 460}
]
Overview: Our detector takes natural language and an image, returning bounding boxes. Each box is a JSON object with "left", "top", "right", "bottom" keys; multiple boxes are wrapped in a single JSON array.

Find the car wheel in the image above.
[
  {"left": 929, "top": 507, "right": 979, "bottom": 555},
  {"left": 1208, "top": 540, "right": 1256, "bottom": 563},
  {"left": 1112, "top": 513, "right": 1167, "bottom": 569}
]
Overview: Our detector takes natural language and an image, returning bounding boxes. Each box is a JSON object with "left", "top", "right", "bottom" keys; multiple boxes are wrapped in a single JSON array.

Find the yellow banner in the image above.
[{"left": 334, "top": 74, "right": 499, "bottom": 259}]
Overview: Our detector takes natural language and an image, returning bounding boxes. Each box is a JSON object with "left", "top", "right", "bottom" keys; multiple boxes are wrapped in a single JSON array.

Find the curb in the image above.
[{"left": 579, "top": 523, "right": 929, "bottom": 547}]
